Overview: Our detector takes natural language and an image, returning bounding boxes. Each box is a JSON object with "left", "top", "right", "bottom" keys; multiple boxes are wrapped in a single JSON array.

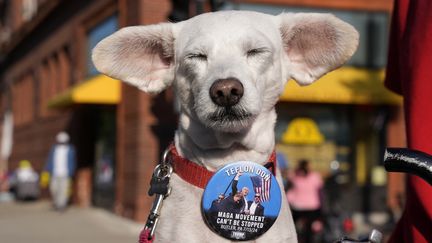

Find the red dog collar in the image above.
[{"left": 168, "top": 144, "right": 277, "bottom": 189}]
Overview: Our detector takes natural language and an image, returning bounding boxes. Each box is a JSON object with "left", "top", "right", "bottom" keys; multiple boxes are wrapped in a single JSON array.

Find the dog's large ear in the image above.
[
  {"left": 92, "top": 23, "right": 175, "bottom": 93},
  {"left": 279, "top": 13, "right": 359, "bottom": 85}
]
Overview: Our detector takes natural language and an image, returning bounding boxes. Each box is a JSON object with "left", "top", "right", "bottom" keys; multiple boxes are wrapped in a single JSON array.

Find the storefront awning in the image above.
[
  {"left": 48, "top": 74, "right": 121, "bottom": 108},
  {"left": 279, "top": 67, "right": 402, "bottom": 105}
]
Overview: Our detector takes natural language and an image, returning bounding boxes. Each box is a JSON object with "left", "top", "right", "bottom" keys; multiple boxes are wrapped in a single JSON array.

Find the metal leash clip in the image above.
[{"left": 144, "top": 148, "right": 173, "bottom": 240}]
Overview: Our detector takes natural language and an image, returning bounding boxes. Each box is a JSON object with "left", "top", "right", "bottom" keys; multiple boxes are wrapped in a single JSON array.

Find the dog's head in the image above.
[{"left": 93, "top": 11, "right": 358, "bottom": 133}]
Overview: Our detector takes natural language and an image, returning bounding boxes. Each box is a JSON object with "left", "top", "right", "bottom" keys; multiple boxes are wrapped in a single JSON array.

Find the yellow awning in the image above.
[
  {"left": 48, "top": 74, "right": 121, "bottom": 108},
  {"left": 279, "top": 67, "right": 402, "bottom": 105}
]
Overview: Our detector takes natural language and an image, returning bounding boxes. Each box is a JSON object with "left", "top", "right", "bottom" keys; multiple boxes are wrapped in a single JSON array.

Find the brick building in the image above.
[
  {"left": 0, "top": 0, "right": 404, "bottom": 225},
  {"left": 0, "top": 0, "right": 175, "bottom": 221}
]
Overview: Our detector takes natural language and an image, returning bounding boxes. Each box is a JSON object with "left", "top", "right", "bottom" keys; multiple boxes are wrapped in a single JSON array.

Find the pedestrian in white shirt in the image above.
[{"left": 43, "top": 132, "right": 76, "bottom": 211}]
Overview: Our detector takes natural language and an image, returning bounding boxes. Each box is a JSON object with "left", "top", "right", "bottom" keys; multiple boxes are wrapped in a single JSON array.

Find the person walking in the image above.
[
  {"left": 286, "top": 159, "right": 323, "bottom": 243},
  {"left": 43, "top": 131, "right": 76, "bottom": 211}
]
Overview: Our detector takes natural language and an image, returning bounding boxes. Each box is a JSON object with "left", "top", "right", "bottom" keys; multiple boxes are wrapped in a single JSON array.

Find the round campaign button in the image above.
[{"left": 202, "top": 161, "right": 282, "bottom": 241}]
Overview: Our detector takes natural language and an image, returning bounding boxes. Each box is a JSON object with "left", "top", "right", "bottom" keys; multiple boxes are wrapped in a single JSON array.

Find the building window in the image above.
[
  {"left": 221, "top": 3, "right": 389, "bottom": 69},
  {"left": 12, "top": 74, "right": 34, "bottom": 126},
  {"left": 87, "top": 15, "right": 118, "bottom": 77}
]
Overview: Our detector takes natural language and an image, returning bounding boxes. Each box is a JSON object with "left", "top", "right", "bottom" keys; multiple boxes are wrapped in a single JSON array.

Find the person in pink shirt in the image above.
[{"left": 287, "top": 159, "right": 323, "bottom": 242}]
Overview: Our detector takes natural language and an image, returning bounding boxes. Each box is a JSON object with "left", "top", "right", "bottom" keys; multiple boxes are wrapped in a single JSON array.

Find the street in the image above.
[{"left": 0, "top": 200, "right": 141, "bottom": 243}]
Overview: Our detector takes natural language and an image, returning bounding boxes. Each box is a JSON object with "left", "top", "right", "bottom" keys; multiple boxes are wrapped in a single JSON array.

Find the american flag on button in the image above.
[{"left": 250, "top": 175, "right": 271, "bottom": 202}]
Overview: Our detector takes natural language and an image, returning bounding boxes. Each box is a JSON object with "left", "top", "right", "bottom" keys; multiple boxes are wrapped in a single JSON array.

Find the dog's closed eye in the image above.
[
  {"left": 246, "top": 48, "right": 269, "bottom": 57},
  {"left": 186, "top": 53, "right": 208, "bottom": 61}
]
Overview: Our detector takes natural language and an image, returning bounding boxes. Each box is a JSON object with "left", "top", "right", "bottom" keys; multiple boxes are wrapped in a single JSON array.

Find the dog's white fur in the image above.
[{"left": 93, "top": 11, "right": 358, "bottom": 243}]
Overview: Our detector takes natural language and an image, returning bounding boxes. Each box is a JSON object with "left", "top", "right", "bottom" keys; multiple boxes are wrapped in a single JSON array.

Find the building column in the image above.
[{"left": 115, "top": 0, "right": 173, "bottom": 222}]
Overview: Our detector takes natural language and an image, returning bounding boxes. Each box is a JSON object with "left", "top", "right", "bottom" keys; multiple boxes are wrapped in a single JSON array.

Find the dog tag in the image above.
[{"left": 202, "top": 161, "right": 282, "bottom": 241}]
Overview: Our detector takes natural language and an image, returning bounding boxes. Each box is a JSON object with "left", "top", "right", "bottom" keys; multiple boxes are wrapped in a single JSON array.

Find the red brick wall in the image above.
[
  {"left": 8, "top": 57, "right": 71, "bottom": 171},
  {"left": 12, "top": 74, "right": 34, "bottom": 126},
  {"left": 9, "top": 113, "right": 71, "bottom": 172}
]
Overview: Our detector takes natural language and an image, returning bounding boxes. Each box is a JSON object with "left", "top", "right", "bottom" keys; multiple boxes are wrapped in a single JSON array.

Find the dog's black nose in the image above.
[{"left": 209, "top": 78, "right": 244, "bottom": 107}]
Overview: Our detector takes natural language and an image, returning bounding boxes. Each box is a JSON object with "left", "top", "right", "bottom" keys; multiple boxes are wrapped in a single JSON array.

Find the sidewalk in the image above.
[{"left": 0, "top": 200, "right": 142, "bottom": 243}]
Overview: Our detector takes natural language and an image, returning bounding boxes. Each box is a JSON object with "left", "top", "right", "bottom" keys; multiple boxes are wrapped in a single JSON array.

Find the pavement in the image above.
[{"left": 0, "top": 200, "right": 142, "bottom": 243}]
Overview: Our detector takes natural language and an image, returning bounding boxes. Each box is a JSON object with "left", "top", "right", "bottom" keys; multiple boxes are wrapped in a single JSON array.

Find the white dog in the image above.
[{"left": 93, "top": 10, "right": 358, "bottom": 243}]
